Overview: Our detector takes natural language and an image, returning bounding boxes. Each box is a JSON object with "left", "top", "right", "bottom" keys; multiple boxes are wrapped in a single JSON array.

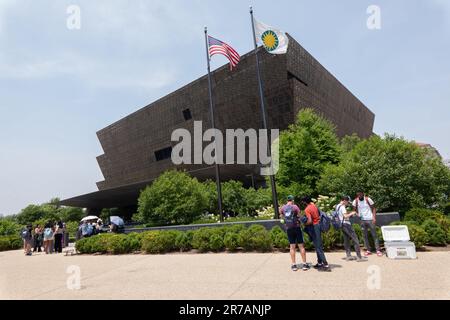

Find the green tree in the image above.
[
  {"left": 203, "top": 180, "right": 271, "bottom": 216},
  {"left": 59, "top": 207, "right": 84, "bottom": 222},
  {"left": 318, "top": 134, "right": 450, "bottom": 213},
  {"left": 16, "top": 204, "right": 54, "bottom": 225},
  {"left": 0, "top": 219, "right": 22, "bottom": 236},
  {"left": 341, "top": 134, "right": 362, "bottom": 153},
  {"left": 136, "top": 170, "right": 208, "bottom": 225},
  {"left": 276, "top": 108, "right": 341, "bottom": 196}
]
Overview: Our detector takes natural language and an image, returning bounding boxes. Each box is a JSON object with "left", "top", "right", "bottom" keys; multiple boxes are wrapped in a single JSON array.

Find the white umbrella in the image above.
[
  {"left": 110, "top": 216, "right": 124, "bottom": 227},
  {"left": 81, "top": 215, "right": 99, "bottom": 222}
]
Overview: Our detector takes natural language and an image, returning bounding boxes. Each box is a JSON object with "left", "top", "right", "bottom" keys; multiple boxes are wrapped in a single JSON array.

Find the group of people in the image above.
[
  {"left": 76, "top": 219, "right": 104, "bottom": 240},
  {"left": 279, "top": 191, "right": 381, "bottom": 272},
  {"left": 21, "top": 221, "right": 69, "bottom": 256},
  {"left": 76, "top": 219, "right": 124, "bottom": 240}
]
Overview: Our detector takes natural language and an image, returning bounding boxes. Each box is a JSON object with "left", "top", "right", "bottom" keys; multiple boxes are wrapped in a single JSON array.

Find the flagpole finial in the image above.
[
  {"left": 204, "top": 26, "right": 207, "bottom": 33},
  {"left": 249, "top": 6, "right": 253, "bottom": 13}
]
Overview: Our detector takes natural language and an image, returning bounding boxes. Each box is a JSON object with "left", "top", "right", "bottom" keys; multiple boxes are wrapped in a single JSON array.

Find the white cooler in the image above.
[{"left": 381, "top": 225, "right": 417, "bottom": 259}]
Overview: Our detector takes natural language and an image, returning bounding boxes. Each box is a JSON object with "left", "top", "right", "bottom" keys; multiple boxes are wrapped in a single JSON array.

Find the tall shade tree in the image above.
[
  {"left": 276, "top": 108, "right": 341, "bottom": 196},
  {"left": 318, "top": 134, "right": 450, "bottom": 213}
]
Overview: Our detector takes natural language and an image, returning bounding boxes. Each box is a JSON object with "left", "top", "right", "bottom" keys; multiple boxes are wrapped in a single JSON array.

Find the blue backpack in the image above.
[
  {"left": 44, "top": 228, "right": 53, "bottom": 238},
  {"left": 21, "top": 229, "right": 31, "bottom": 240},
  {"left": 331, "top": 204, "right": 344, "bottom": 230},
  {"left": 318, "top": 209, "right": 331, "bottom": 232}
]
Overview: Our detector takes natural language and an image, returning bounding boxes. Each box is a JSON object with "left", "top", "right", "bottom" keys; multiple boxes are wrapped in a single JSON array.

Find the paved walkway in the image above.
[{"left": 0, "top": 249, "right": 449, "bottom": 299}]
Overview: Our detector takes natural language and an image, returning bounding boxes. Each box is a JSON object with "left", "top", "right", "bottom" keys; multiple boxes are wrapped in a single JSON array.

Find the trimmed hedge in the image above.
[
  {"left": 73, "top": 217, "right": 448, "bottom": 256},
  {"left": 76, "top": 225, "right": 277, "bottom": 255},
  {"left": 0, "top": 235, "right": 22, "bottom": 252},
  {"left": 141, "top": 230, "right": 179, "bottom": 254},
  {"left": 237, "top": 225, "right": 272, "bottom": 252},
  {"left": 76, "top": 233, "right": 144, "bottom": 254}
]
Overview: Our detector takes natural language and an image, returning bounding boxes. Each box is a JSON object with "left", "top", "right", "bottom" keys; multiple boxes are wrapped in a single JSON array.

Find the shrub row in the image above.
[
  {"left": 75, "top": 224, "right": 388, "bottom": 255},
  {"left": 0, "top": 235, "right": 22, "bottom": 252},
  {"left": 75, "top": 233, "right": 143, "bottom": 254}
]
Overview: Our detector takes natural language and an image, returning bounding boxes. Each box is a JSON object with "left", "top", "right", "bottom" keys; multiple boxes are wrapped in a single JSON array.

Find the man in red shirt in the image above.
[{"left": 302, "top": 196, "right": 330, "bottom": 272}]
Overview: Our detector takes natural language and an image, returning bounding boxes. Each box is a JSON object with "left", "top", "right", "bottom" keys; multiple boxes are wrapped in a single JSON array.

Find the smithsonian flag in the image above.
[{"left": 253, "top": 18, "right": 289, "bottom": 54}]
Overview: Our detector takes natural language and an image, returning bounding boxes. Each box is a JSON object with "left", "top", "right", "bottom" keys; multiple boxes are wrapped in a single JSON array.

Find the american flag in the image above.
[{"left": 208, "top": 36, "right": 240, "bottom": 70}]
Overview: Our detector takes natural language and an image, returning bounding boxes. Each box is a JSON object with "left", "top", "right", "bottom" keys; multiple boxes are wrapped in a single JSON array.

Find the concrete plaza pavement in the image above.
[{"left": 0, "top": 249, "right": 449, "bottom": 300}]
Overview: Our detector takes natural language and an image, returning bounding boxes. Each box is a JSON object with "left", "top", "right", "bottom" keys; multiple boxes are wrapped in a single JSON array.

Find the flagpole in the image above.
[
  {"left": 204, "top": 26, "right": 224, "bottom": 222},
  {"left": 249, "top": 7, "right": 280, "bottom": 219}
]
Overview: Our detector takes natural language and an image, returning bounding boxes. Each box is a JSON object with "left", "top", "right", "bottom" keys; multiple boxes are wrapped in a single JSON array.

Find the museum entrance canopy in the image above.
[{"left": 60, "top": 165, "right": 261, "bottom": 209}]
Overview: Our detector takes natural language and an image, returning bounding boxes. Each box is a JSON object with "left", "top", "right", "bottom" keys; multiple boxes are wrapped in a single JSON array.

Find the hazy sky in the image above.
[{"left": 0, "top": 0, "right": 449, "bottom": 215}]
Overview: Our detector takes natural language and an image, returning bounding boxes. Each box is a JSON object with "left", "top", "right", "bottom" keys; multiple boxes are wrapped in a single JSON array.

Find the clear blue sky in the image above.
[{"left": 1, "top": 0, "right": 449, "bottom": 215}]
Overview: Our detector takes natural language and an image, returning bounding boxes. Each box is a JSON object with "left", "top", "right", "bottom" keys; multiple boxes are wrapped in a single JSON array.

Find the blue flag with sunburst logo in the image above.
[{"left": 254, "top": 18, "right": 289, "bottom": 54}]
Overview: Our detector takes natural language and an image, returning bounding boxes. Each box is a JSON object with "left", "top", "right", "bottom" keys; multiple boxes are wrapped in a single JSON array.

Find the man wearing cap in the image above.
[
  {"left": 279, "top": 195, "right": 309, "bottom": 272},
  {"left": 336, "top": 196, "right": 367, "bottom": 262}
]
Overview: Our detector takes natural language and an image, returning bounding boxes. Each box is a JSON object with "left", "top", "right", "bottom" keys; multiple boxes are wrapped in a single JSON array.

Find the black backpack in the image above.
[{"left": 283, "top": 205, "right": 298, "bottom": 229}]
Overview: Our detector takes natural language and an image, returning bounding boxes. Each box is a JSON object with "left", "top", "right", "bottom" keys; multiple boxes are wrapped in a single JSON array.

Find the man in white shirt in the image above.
[
  {"left": 337, "top": 196, "right": 366, "bottom": 262},
  {"left": 352, "top": 191, "right": 382, "bottom": 257}
]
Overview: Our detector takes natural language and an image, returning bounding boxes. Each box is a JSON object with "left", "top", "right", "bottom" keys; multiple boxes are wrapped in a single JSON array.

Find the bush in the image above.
[
  {"left": 124, "top": 232, "right": 143, "bottom": 252},
  {"left": 0, "top": 235, "right": 22, "bottom": 252},
  {"left": 174, "top": 231, "right": 193, "bottom": 252},
  {"left": 137, "top": 170, "right": 208, "bottom": 226},
  {"left": 107, "top": 234, "right": 130, "bottom": 254},
  {"left": 404, "top": 208, "right": 444, "bottom": 225},
  {"left": 141, "top": 231, "right": 178, "bottom": 254},
  {"left": 352, "top": 224, "right": 364, "bottom": 244},
  {"left": 223, "top": 224, "right": 246, "bottom": 235},
  {"left": 238, "top": 225, "right": 272, "bottom": 252},
  {"left": 74, "top": 236, "right": 92, "bottom": 254},
  {"left": 407, "top": 224, "right": 428, "bottom": 248},
  {"left": 322, "top": 228, "right": 341, "bottom": 251},
  {"left": 422, "top": 219, "right": 447, "bottom": 246},
  {"left": 209, "top": 231, "right": 225, "bottom": 252},
  {"left": 192, "top": 228, "right": 214, "bottom": 252},
  {"left": 224, "top": 232, "right": 239, "bottom": 251},
  {"left": 444, "top": 202, "right": 450, "bottom": 216},
  {"left": 270, "top": 226, "right": 289, "bottom": 250}
]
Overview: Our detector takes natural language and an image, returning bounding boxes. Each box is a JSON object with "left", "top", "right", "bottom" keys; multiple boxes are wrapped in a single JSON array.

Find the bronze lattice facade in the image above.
[{"left": 61, "top": 36, "right": 375, "bottom": 211}]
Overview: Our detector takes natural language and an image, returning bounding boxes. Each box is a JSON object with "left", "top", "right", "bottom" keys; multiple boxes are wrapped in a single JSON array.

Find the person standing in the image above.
[
  {"left": 353, "top": 192, "right": 382, "bottom": 257},
  {"left": 54, "top": 221, "right": 64, "bottom": 253},
  {"left": 21, "top": 224, "right": 33, "bottom": 256},
  {"left": 43, "top": 222, "right": 54, "bottom": 254},
  {"left": 336, "top": 196, "right": 367, "bottom": 262},
  {"left": 301, "top": 196, "right": 330, "bottom": 272},
  {"left": 279, "top": 195, "right": 309, "bottom": 272},
  {"left": 33, "top": 225, "right": 42, "bottom": 253}
]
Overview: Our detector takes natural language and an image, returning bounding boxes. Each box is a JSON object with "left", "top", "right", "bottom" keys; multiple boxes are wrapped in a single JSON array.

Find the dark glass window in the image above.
[
  {"left": 155, "top": 147, "right": 172, "bottom": 161},
  {"left": 182, "top": 108, "right": 192, "bottom": 121}
]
